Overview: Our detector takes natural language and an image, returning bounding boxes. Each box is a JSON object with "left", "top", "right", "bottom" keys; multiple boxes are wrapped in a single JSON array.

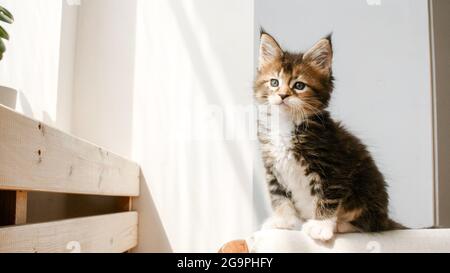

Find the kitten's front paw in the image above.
[
  {"left": 262, "top": 216, "right": 302, "bottom": 230},
  {"left": 302, "top": 219, "right": 336, "bottom": 241}
]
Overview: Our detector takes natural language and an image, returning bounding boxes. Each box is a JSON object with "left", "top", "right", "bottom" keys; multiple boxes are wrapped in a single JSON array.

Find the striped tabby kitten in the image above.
[{"left": 254, "top": 31, "right": 402, "bottom": 241}]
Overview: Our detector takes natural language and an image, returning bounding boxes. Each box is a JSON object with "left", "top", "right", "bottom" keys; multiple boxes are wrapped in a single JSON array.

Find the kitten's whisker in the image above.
[{"left": 301, "top": 101, "right": 326, "bottom": 127}]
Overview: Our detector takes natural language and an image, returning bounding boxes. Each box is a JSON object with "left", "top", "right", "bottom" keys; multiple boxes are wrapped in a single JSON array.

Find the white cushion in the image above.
[{"left": 246, "top": 229, "right": 450, "bottom": 253}]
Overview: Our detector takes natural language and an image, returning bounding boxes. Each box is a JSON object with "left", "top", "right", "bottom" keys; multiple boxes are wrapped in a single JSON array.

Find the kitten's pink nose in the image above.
[{"left": 279, "top": 94, "right": 290, "bottom": 100}]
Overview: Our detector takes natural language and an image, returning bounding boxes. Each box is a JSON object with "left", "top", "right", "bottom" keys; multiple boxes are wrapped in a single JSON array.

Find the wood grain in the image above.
[
  {"left": 14, "top": 191, "right": 27, "bottom": 225},
  {"left": 0, "top": 105, "right": 139, "bottom": 196},
  {"left": 0, "top": 212, "right": 138, "bottom": 253}
]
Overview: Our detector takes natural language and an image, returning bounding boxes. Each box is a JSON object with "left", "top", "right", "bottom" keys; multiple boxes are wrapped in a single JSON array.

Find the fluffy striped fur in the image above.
[{"left": 254, "top": 31, "right": 403, "bottom": 241}]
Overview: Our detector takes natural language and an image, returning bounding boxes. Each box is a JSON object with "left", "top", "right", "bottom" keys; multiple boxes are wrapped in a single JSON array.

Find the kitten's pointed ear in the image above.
[
  {"left": 258, "top": 31, "right": 283, "bottom": 70},
  {"left": 303, "top": 35, "right": 333, "bottom": 75}
]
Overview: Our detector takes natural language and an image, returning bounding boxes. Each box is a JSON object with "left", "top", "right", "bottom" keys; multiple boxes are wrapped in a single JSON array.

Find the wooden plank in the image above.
[
  {"left": 0, "top": 212, "right": 138, "bottom": 253},
  {"left": 0, "top": 190, "right": 27, "bottom": 226},
  {"left": 0, "top": 105, "right": 139, "bottom": 196},
  {"left": 14, "top": 191, "right": 27, "bottom": 225}
]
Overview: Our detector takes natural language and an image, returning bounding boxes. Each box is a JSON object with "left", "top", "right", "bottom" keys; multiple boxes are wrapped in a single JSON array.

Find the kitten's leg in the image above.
[
  {"left": 262, "top": 174, "right": 302, "bottom": 230},
  {"left": 302, "top": 217, "right": 337, "bottom": 241},
  {"left": 303, "top": 206, "right": 363, "bottom": 239},
  {"left": 262, "top": 198, "right": 303, "bottom": 230},
  {"left": 302, "top": 199, "right": 341, "bottom": 241}
]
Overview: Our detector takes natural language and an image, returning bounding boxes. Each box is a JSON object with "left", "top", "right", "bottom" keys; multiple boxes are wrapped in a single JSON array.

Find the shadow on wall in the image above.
[
  {"left": 166, "top": 0, "right": 271, "bottom": 228},
  {"left": 131, "top": 0, "right": 256, "bottom": 251},
  {"left": 17, "top": 91, "right": 33, "bottom": 117},
  {"left": 166, "top": 0, "right": 253, "bottom": 210},
  {"left": 132, "top": 169, "right": 172, "bottom": 253}
]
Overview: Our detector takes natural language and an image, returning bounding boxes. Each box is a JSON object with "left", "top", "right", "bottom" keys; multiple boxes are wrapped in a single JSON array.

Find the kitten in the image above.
[{"left": 254, "top": 31, "right": 403, "bottom": 241}]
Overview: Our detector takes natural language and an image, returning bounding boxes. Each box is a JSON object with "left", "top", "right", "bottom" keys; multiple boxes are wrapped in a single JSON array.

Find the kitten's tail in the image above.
[{"left": 385, "top": 218, "right": 408, "bottom": 230}]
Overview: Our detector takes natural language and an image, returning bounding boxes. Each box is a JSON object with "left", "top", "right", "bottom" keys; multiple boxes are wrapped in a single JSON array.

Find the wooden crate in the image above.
[{"left": 0, "top": 104, "right": 140, "bottom": 253}]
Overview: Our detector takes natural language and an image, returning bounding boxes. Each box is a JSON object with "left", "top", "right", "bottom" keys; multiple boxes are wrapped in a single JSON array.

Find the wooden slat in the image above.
[
  {"left": 0, "top": 105, "right": 139, "bottom": 196},
  {"left": 0, "top": 212, "right": 138, "bottom": 253},
  {"left": 14, "top": 191, "right": 27, "bottom": 225}
]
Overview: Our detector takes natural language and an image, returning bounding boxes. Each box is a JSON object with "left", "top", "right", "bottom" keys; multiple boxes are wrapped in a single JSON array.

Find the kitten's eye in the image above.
[
  {"left": 294, "top": 81, "right": 306, "bottom": 91},
  {"left": 270, "top": 79, "right": 279, "bottom": 88}
]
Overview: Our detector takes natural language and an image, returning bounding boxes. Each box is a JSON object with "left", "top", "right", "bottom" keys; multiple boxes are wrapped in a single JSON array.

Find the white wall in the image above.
[
  {"left": 0, "top": 0, "right": 79, "bottom": 221},
  {"left": 132, "top": 0, "right": 256, "bottom": 252},
  {"left": 56, "top": 2, "right": 78, "bottom": 132},
  {"left": 71, "top": 0, "right": 137, "bottom": 158},
  {"left": 0, "top": 0, "right": 78, "bottom": 132},
  {"left": 70, "top": 0, "right": 256, "bottom": 252},
  {"left": 255, "top": 0, "right": 435, "bottom": 228},
  {"left": 0, "top": 0, "right": 63, "bottom": 126}
]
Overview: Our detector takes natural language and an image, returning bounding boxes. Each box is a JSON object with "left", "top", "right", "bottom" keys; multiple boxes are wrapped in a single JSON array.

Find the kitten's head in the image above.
[{"left": 254, "top": 31, "right": 334, "bottom": 121}]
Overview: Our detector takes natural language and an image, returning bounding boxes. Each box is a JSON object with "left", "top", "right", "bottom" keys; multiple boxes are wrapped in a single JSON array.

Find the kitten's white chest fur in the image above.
[{"left": 264, "top": 107, "right": 316, "bottom": 220}]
